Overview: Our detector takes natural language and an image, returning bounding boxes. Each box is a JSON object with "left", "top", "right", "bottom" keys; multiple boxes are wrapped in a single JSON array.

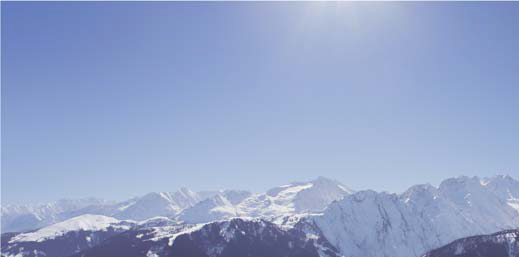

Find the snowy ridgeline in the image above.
[
  {"left": 2, "top": 175, "right": 519, "bottom": 257},
  {"left": 1, "top": 176, "right": 352, "bottom": 232}
]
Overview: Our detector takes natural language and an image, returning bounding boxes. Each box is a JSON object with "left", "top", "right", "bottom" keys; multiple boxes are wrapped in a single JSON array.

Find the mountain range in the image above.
[
  {"left": 2, "top": 175, "right": 518, "bottom": 257},
  {"left": 1, "top": 177, "right": 351, "bottom": 233}
]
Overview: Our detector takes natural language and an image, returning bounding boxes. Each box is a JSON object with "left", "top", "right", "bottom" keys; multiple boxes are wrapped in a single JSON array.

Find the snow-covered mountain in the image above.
[
  {"left": 1, "top": 177, "right": 351, "bottom": 232},
  {"left": 74, "top": 218, "right": 340, "bottom": 257},
  {"left": 0, "top": 198, "right": 109, "bottom": 233},
  {"left": 179, "top": 176, "right": 352, "bottom": 223},
  {"left": 2, "top": 175, "right": 518, "bottom": 257},
  {"left": 113, "top": 188, "right": 205, "bottom": 220},
  {"left": 312, "top": 175, "right": 519, "bottom": 257},
  {"left": 1, "top": 214, "right": 135, "bottom": 257},
  {"left": 1, "top": 188, "right": 215, "bottom": 232},
  {"left": 423, "top": 229, "right": 519, "bottom": 257},
  {"left": 1, "top": 214, "right": 339, "bottom": 257}
]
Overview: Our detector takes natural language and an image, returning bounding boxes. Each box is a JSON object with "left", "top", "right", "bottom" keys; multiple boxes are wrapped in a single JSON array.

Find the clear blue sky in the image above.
[{"left": 2, "top": 2, "right": 518, "bottom": 204}]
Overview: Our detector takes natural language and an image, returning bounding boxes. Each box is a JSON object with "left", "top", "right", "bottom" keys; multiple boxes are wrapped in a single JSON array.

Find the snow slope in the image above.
[
  {"left": 9, "top": 214, "right": 134, "bottom": 243},
  {"left": 179, "top": 177, "right": 353, "bottom": 223}
]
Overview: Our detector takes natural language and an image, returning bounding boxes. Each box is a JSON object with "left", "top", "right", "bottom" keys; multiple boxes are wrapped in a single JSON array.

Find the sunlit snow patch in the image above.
[{"left": 10, "top": 214, "right": 133, "bottom": 243}]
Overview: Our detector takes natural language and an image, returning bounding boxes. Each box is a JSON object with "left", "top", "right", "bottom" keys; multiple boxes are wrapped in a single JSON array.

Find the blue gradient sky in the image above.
[{"left": 2, "top": 2, "right": 519, "bottom": 204}]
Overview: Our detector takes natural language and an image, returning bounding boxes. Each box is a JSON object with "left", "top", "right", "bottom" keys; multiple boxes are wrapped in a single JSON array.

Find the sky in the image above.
[{"left": 2, "top": 2, "right": 519, "bottom": 204}]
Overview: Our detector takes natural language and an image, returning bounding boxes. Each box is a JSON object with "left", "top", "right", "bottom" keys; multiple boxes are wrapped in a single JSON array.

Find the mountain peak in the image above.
[
  {"left": 312, "top": 176, "right": 335, "bottom": 183},
  {"left": 438, "top": 176, "right": 484, "bottom": 191},
  {"left": 311, "top": 176, "right": 354, "bottom": 194},
  {"left": 482, "top": 174, "right": 518, "bottom": 185},
  {"left": 401, "top": 183, "right": 437, "bottom": 198}
]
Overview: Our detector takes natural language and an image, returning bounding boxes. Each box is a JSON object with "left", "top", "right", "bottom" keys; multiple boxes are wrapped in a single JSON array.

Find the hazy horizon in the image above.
[
  {"left": 2, "top": 2, "right": 518, "bottom": 204},
  {"left": 3, "top": 174, "right": 519, "bottom": 205}
]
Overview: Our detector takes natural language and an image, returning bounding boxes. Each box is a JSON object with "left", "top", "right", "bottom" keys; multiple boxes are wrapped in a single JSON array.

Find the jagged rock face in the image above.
[
  {"left": 314, "top": 191, "right": 432, "bottom": 257},
  {"left": 424, "top": 229, "right": 519, "bottom": 257},
  {"left": 312, "top": 176, "right": 519, "bottom": 257}
]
